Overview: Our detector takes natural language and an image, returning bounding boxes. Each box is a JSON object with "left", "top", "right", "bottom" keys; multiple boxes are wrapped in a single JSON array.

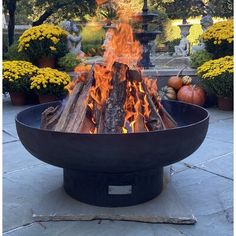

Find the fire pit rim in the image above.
[{"left": 15, "top": 100, "right": 209, "bottom": 136}]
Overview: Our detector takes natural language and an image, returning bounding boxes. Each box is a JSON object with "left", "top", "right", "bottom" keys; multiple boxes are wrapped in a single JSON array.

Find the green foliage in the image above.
[
  {"left": 58, "top": 53, "right": 81, "bottom": 71},
  {"left": 165, "top": 38, "right": 181, "bottom": 53},
  {"left": 81, "top": 24, "right": 105, "bottom": 56},
  {"left": 4, "top": 41, "right": 30, "bottom": 61},
  {"left": 99, "top": 4, "right": 118, "bottom": 23},
  {"left": 208, "top": 0, "right": 233, "bottom": 18},
  {"left": 204, "top": 40, "right": 233, "bottom": 59},
  {"left": 32, "top": 0, "right": 97, "bottom": 25},
  {"left": 163, "top": 0, "right": 203, "bottom": 22},
  {"left": 201, "top": 72, "right": 233, "bottom": 97},
  {"left": 190, "top": 50, "right": 213, "bottom": 68}
]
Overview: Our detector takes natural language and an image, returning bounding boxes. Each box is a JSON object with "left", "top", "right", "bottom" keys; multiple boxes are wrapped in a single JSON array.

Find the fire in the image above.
[
  {"left": 103, "top": 23, "right": 142, "bottom": 70},
  {"left": 96, "top": 0, "right": 109, "bottom": 5},
  {"left": 68, "top": 22, "right": 160, "bottom": 134}
]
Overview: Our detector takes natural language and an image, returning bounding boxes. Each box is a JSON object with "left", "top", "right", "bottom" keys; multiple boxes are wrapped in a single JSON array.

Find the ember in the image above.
[{"left": 41, "top": 23, "right": 177, "bottom": 134}]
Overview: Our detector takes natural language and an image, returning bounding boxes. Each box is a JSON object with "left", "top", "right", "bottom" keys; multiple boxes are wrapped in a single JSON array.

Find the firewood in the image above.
[
  {"left": 41, "top": 105, "right": 63, "bottom": 130},
  {"left": 100, "top": 62, "right": 129, "bottom": 134},
  {"left": 54, "top": 82, "right": 84, "bottom": 132},
  {"left": 67, "top": 67, "right": 95, "bottom": 133},
  {"left": 141, "top": 81, "right": 165, "bottom": 131},
  {"left": 80, "top": 117, "right": 96, "bottom": 133},
  {"left": 158, "top": 104, "right": 177, "bottom": 129},
  {"left": 151, "top": 95, "right": 177, "bottom": 129},
  {"left": 127, "top": 69, "right": 142, "bottom": 82}
]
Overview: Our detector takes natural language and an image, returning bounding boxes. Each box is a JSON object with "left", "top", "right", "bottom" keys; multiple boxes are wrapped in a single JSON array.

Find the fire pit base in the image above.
[{"left": 63, "top": 167, "right": 163, "bottom": 207}]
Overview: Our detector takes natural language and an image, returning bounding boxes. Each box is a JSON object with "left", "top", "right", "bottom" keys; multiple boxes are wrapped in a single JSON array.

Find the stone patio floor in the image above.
[{"left": 3, "top": 95, "right": 233, "bottom": 236}]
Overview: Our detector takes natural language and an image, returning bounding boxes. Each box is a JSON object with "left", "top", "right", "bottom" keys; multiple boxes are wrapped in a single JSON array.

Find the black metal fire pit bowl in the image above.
[{"left": 16, "top": 100, "right": 209, "bottom": 207}]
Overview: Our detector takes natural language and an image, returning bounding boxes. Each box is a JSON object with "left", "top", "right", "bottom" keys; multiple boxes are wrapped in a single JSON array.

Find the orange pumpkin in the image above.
[
  {"left": 177, "top": 85, "right": 205, "bottom": 106},
  {"left": 167, "top": 76, "right": 183, "bottom": 90}
]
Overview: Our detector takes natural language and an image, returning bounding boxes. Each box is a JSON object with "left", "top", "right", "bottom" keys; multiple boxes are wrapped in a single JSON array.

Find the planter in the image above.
[
  {"left": 217, "top": 97, "right": 233, "bottom": 111},
  {"left": 203, "top": 93, "right": 217, "bottom": 108},
  {"left": 37, "top": 57, "right": 56, "bottom": 68},
  {"left": 38, "top": 95, "right": 58, "bottom": 104},
  {"left": 9, "top": 92, "right": 26, "bottom": 106},
  {"left": 177, "top": 24, "right": 193, "bottom": 38}
]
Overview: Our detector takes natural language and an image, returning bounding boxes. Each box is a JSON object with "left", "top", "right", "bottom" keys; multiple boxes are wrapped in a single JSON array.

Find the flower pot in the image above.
[
  {"left": 217, "top": 97, "right": 233, "bottom": 111},
  {"left": 37, "top": 57, "right": 56, "bottom": 68},
  {"left": 38, "top": 95, "right": 58, "bottom": 104},
  {"left": 9, "top": 92, "right": 26, "bottom": 106}
]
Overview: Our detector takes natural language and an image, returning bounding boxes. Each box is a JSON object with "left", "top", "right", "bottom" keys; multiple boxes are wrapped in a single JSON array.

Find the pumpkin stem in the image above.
[{"left": 177, "top": 65, "right": 188, "bottom": 77}]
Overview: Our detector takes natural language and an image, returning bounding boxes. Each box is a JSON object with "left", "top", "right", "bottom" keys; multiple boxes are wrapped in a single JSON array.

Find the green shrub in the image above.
[
  {"left": 58, "top": 53, "right": 81, "bottom": 71},
  {"left": 165, "top": 38, "right": 181, "bottom": 53},
  {"left": 190, "top": 50, "right": 213, "bottom": 68},
  {"left": 204, "top": 40, "right": 233, "bottom": 59},
  {"left": 82, "top": 43, "right": 103, "bottom": 56},
  {"left": 81, "top": 23, "right": 105, "bottom": 56},
  {"left": 4, "top": 41, "right": 30, "bottom": 61}
]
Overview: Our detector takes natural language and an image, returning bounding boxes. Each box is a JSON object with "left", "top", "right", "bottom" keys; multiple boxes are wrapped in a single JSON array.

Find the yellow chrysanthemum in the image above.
[
  {"left": 197, "top": 56, "right": 234, "bottom": 80},
  {"left": 30, "top": 68, "right": 71, "bottom": 91},
  {"left": 3, "top": 60, "right": 38, "bottom": 82},
  {"left": 18, "top": 24, "right": 68, "bottom": 53},
  {"left": 202, "top": 20, "right": 234, "bottom": 45}
]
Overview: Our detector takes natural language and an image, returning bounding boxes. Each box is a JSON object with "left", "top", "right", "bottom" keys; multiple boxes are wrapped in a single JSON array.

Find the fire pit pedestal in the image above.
[
  {"left": 16, "top": 100, "right": 209, "bottom": 207},
  {"left": 64, "top": 167, "right": 163, "bottom": 207}
]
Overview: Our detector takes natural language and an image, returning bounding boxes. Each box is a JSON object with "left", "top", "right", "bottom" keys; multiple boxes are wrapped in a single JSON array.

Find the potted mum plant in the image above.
[
  {"left": 18, "top": 24, "right": 68, "bottom": 68},
  {"left": 3, "top": 60, "right": 38, "bottom": 106},
  {"left": 30, "top": 68, "right": 71, "bottom": 104},
  {"left": 197, "top": 56, "right": 233, "bottom": 111},
  {"left": 202, "top": 20, "right": 233, "bottom": 59}
]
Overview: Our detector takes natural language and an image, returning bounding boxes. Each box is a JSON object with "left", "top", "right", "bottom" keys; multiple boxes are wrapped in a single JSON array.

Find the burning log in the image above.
[
  {"left": 141, "top": 81, "right": 165, "bottom": 131},
  {"left": 54, "top": 66, "right": 94, "bottom": 133},
  {"left": 99, "top": 62, "right": 129, "bottom": 134},
  {"left": 54, "top": 82, "right": 84, "bottom": 132},
  {"left": 40, "top": 21, "right": 178, "bottom": 135},
  {"left": 143, "top": 77, "right": 177, "bottom": 129}
]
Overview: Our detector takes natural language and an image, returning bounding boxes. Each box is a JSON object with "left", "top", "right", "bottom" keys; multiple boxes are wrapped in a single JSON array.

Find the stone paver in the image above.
[{"left": 3, "top": 95, "right": 233, "bottom": 236}]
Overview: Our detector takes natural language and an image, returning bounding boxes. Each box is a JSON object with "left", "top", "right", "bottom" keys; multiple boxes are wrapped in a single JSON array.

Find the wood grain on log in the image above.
[
  {"left": 67, "top": 68, "right": 94, "bottom": 133},
  {"left": 41, "top": 105, "right": 63, "bottom": 130},
  {"left": 100, "top": 62, "right": 129, "bottom": 134},
  {"left": 54, "top": 82, "right": 84, "bottom": 132}
]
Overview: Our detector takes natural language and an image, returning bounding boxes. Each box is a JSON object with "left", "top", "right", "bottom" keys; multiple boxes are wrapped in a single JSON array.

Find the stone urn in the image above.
[{"left": 178, "top": 24, "right": 193, "bottom": 38}]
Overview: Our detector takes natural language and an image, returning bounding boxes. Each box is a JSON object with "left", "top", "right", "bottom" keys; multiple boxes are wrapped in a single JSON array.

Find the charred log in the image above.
[{"left": 100, "top": 62, "right": 129, "bottom": 134}]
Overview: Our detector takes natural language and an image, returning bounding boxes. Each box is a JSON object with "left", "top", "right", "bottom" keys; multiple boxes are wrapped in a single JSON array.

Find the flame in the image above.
[
  {"left": 103, "top": 23, "right": 142, "bottom": 70},
  {"left": 90, "top": 64, "right": 112, "bottom": 110},
  {"left": 96, "top": 0, "right": 109, "bottom": 5},
  {"left": 67, "top": 22, "right": 160, "bottom": 134}
]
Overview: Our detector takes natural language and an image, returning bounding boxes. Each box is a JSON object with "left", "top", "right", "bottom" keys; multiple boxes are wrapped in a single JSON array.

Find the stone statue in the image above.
[
  {"left": 174, "top": 32, "right": 190, "bottom": 57},
  {"left": 200, "top": 14, "right": 213, "bottom": 32},
  {"left": 61, "top": 20, "right": 84, "bottom": 57},
  {"left": 192, "top": 14, "right": 213, "bottom": 54}
]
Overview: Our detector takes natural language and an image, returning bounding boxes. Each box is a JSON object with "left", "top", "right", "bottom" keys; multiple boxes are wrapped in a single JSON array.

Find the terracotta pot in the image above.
[
  {"left": 38, "top": 95, "right": 58, "bottom": 104},
  {"left": 37, "top": 57, "right": 56, "bottom": 68},
  {"left": 9, "top": 92, "right": 26, "bottom": 106},
  {"left": 217, "top": 97, "right": 233, "bottom": 111}
]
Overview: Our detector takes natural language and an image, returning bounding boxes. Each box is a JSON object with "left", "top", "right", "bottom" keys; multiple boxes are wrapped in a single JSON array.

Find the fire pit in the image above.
[{"left": 16, "top": 100, "right": 209, "bottom": 207}]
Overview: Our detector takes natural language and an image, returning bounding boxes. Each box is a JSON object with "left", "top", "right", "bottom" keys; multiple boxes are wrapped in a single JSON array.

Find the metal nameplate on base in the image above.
[{"left": 108, "top": 185, "right": 132, "bottom": 195}]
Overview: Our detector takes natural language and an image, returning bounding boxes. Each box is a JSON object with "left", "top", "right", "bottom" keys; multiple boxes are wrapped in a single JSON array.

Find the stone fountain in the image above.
[{"left": 132, "top": 0, "right": 161, "bottom": 69}]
